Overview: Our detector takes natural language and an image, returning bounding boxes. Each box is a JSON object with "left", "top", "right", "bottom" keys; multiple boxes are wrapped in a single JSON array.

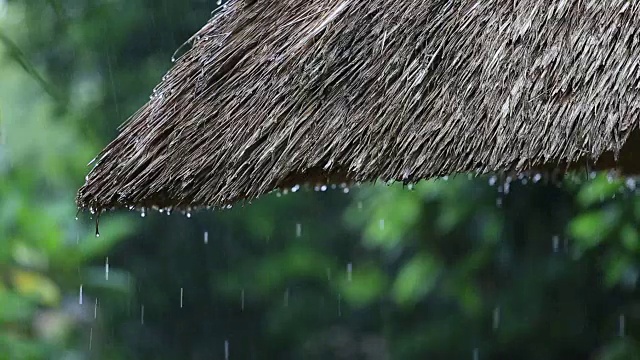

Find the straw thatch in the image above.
[{"left": 78, "top": 0, "right": 640, "bottom": 212}]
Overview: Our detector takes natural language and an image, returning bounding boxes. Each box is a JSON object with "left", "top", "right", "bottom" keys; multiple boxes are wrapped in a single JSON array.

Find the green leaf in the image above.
[
  {"left": 569, "top": 208, "right": 620, "bottom": 252},
  {"left": 577, "top": 175, "right": 622, "bottom": 208},
  {"left": 392, "top": 254, "right": 441, "bottom": 306},
  {"left": 340, "top": 264, "right": 387, "bottom": 307}
]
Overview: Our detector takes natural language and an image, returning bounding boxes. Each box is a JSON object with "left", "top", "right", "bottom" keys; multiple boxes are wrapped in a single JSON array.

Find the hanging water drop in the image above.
[
  {"left": 291, "top": 184, "right": 300, "bottom": 192},
  {"left": 488, "top": 176, "right": 497, "bottom": 186},
  {"left": 320, "top": 185, "right": 328, "bottom": 192}
]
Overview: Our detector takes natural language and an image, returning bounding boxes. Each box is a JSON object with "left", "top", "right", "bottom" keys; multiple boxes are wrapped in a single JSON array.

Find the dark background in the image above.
[{"left": 1, "top": 1, "right": 639, "bottom": 359}]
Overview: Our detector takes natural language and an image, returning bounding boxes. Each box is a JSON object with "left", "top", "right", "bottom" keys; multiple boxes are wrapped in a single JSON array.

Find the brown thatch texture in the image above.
[{"left": 77, "top": 0, "right": 640, "bottom": 211}]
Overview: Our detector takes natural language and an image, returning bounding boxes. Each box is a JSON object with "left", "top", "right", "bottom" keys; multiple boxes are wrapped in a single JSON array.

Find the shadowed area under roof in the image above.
[{"left": 77, "top": 0, "right": 640, "bottom": 212}]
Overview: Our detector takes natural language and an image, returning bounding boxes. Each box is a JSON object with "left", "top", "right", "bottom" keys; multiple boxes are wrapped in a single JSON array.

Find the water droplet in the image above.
[
  {"left": 472, "top": 348, "right": 479, "bottom": 360},
  {"left": 533, "top": 173, "right": 542, "bottom": 183},
  {"left": 224, "top": 339, "right": 229, "bottom": 360},
  {"left": 94, "top": 299, "right": 98, "bottom": 319},
  {"left": 337, "top": 293, "right": 342, "bottom": 317},
  {"left": 492, "top": 306, "right": 500, "bottom": 330},
  {"left": 347, "top": 263, "right": 352, "bottom": 282},
  {"left": 625, "top": 178, "right": 636, "bottom": 191},
  {"left": 357, "top": 201, "right": 363, "bottom": 210},
  {"left": 241, "top": 289, "right": 245, "bottom": 311},
  {"left": 552, "top": 235, "right": 560, "bottom": 253},
  {"left": 619, "top": 314, "right": 625, "bottom": 337},
  {"left": 291, "top": 184, "right": 300, "bottom": 192},
  {"left": 320, "top": 185, "right": 327, "bottom": 192},
  {"left": 180, "top": 288, "right": 184, "bottom": 308},
  {"left": 186, "top": 212, "right": 192, "bottom": 218},
  {"left": 89, "top": 327, "right": 93, "bottom": 350},
  {"left": 343, "top": 187, "right": 350, "bottom": 193},
  {"left": 79, "top": 285, "right": 83, "bottom": 305},
  {"left": 488, "top": 176, "right": 497, "bottom": 186},
  {"left": 141, "top": 305, "right": 145, "bottom": 324},
  {"left": 295, "top": 223, "right": 302, "bottom": 237},
  {"left": 105, "top": 257, "right": 109, "bottom": 280},
  {"left": 204, "top": 231, "right": 209, "bottom": 244}
]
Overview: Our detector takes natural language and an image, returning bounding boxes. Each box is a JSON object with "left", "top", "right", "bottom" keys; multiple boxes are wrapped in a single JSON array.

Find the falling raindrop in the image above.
[
  {"left": 180, "top": 288, "right": 184, "bottom": 308},
  {"left": 326, "top": 267, "right": 331, "bottom": 281},
  {"left": 347, "top": 263, "right": 353, "bottom": 282},
  {"left": 552, "top": 235, "right": 560, "bottom": 253},
  {"left": 224, "top": 339, "right": 229, "bottom": 360},
  {"left": 338, "top": 293, "right": 342, "bottom": 317},
  {"left": 295, "top": 223, "right": 302, "bottom": 237},
  {"left": 94, "top": 299, "right": 98, "bottom": 319},
  {"left": 89, "top": 327, "right": 93, "bottom": 350},
  {"left": 357, "top": 201, "right": 363, "bottom": 211},
  {"left": 141, "top": 305, "right": 145, "bottom": 324},
  {"left": 79, "top": 285, "right": 83, "bottom": 305},
  {"left": 105, "top": 257, "right": 109, "bottom": 280},
  {"left": 284, "top": 288, "right": 289, "bottom": 307},
  {"left": 472, "top": 348, "right": 479, "bottom": 360},
  {"left": 493, "top": 306, "right": 500, "bottom": 330},
  {"left": 204, "top": 231, "right": 209, "bottom": 244},
  {"left": 619, "top": 314, "right": 625, "bottom": 337},
  {"left": 141, "top": 208, "right": 146, "bottom": 217},
  {"left": 379, "top": 219, "right": 385, "bottom": 230},
  {"left": 241, "top": 289, "right": 245, "bottom": 311}
]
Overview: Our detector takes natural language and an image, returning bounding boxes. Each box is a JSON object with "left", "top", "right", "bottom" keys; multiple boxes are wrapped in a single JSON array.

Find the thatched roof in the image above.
[{"left": 78, "top": 0, "right": 640, "bottom": 212}]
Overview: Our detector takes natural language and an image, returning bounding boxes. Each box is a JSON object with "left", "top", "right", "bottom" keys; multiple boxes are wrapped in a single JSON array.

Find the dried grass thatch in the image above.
[{"left": 78, "top": 0, "right": 640, "bottom": 211}]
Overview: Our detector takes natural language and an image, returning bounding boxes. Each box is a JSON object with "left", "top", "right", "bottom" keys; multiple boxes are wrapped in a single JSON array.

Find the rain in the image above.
[{"left": 2, "top": 0, "right": 640, "bottom": 359}]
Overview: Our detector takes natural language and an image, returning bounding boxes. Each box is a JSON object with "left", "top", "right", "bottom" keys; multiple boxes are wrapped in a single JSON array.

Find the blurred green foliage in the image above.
[{"left": 1, "top": 1, "right": 640, "bottom": 359}]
